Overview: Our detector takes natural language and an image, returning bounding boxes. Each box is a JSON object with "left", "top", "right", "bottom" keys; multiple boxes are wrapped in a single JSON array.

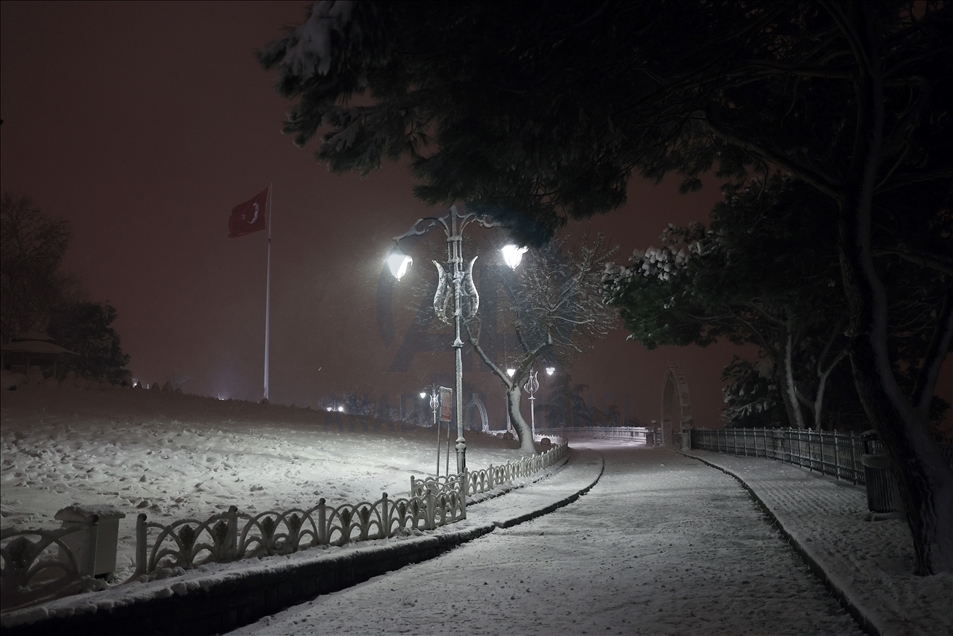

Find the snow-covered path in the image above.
[{"left": 232, "top": 443, "right": 864, "bottom": 635}]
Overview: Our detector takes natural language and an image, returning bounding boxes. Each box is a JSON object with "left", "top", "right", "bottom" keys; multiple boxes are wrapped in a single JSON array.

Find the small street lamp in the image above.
[
  {"left": 421, "top": 385, "right": 441, "bottom": 475},
  {"left": 524, "top": 370, "right": 540, "bottom": 439},
  {"left": 505, "top": 368, "right": 516, "bottom": 433}
]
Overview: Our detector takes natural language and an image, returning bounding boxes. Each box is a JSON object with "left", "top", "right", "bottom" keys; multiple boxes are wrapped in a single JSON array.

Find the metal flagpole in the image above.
[{"left": 263, "top": 180, "right": 273, "bottom": 401}]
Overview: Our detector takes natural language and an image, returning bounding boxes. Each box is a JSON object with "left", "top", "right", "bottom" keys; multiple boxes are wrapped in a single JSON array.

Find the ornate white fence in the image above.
[
  {"left": 411, "top": 442, "right": 568, "bottom": 499},
  {"left": 134, "top": 484, "right": 466, "bottom": 577},
  {"left": 1, "top": 524, "right": 106, "bottom": 610},
  {"left": 1, "top": 444, "right": 566, "bottom": 612}
]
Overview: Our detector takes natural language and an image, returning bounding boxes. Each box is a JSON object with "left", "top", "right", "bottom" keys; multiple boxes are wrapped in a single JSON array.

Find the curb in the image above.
[
  {"left": 681, "top": 451, "right": 882, "bottom": 636},
  {"left": 1, "top": 450, "right": 601, "bottom": 636},
  {"left": 495, "top": 452, "right": 604, "bottom": 528}
]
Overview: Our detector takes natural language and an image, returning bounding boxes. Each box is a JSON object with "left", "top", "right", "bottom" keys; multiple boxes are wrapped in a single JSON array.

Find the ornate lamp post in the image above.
[
  {"left": 421, "top": 385, "right": 441, "bottom": 475},
  {"left": 505, "top": 367, "right": 516, "bottom": 433},
  {"left": 387, "top": 205, "right": 499, "bottom": 474},
  {"left": 524, "top": 370, "right": 540, "bottom": 439}
]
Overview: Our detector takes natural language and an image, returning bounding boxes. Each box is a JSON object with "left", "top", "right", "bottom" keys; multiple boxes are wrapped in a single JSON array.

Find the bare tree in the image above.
[{"left": 466, "top": 235, "right": 617, "bottom": 452}]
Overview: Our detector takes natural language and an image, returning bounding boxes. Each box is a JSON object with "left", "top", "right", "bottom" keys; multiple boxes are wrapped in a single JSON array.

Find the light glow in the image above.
[
  {"left": 546, "top": 366, "right": 556, "bottom": 375},
  {"left": 386, "top": 247, "right": 413, "bottom": 279},
  {"left": 501, "top": 244, "right": 527, "bottom": 269},
  {"left": 506, "top": 368, "right": 516, "bottom": 377}
]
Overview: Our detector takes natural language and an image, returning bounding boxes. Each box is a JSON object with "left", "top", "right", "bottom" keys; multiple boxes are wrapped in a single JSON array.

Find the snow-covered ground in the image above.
[
  {"left": 0, "top": 383, "right": 526, "bottom": 583},
  {"left": 233, "top": 444, "right": 867, "bottom": 636},
  {"left": 3, "top": 384, "right": 950, "bottom": 635},
  {"left": 229, "top": 443, "right": 950, "bottom": 636}
]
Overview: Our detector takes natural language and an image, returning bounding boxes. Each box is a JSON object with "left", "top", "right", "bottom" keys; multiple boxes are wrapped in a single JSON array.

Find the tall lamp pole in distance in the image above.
[
  {"left": 524, "top": 370, "right": 540, "bottom": 439},
  {"left": 542, "top": 366, "right": 556, "bottom": 432},
  {"left": 505, "top": 368, "right": 516, "bottom": 433},
  {"left": 420, "top": 385, "right": 440, "bottom": 476}
]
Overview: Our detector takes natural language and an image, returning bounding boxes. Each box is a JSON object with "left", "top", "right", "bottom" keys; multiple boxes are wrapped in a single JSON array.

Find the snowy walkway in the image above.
[
  {"left": 230, "top": 443, "right": 874, "bottom": 635},
  {"left": 685, "top": 449, "right": 951, "bottom": 636}
]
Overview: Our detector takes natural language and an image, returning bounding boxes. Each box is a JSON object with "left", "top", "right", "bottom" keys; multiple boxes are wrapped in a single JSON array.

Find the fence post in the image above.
[
  {"left": 425, "top": 490, "right": 435, "bottom": 530},
  {"left": 833, "top": 433, "right": 840, "bottom": 480},
  {"left": 135, "top": 513, "right": 148, "bottom": 576},
  {"left": 849, "top": 432, "right": 860, "bottom": 484},
  {"left": 225, "top": 505, "right": 237, "bottom": 559},
  {"left": 317, "top": 499, "right": 327, "bottom": 545},
  {"left": 380, "top": 493, "right": 389, "bottom": 539}
]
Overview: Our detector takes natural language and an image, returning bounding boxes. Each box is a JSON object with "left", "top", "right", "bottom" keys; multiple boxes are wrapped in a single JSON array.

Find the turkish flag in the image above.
[{"left": 228, "top": 188, "right": 268, "bottom": 238}]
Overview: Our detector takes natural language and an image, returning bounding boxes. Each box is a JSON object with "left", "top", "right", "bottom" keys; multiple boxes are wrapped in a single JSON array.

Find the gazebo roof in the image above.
[{"left": 2, "top": 332, "right": 78, "bottom": 363}]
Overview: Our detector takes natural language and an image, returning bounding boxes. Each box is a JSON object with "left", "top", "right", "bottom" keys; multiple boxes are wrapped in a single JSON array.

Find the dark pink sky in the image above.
[{"left": 2, "top": 1, "right": 948, "bottom": 431}]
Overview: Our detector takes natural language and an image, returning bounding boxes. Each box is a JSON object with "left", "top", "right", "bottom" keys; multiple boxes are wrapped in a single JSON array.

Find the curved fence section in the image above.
[
  {"left": 0, "top": 524, "right": 106, "bottom": 610},
  {"left": 411, "top": 441, "right": 568, "bottom": 499},
  {"left": 2, "top": 444, "right": 564, "bottom": 612},
  {"left": 691, "top": 427, "right": 866, "bottom": 483},
  {"left": 133, "top": 485, "right": 466, "bottom": 578}
]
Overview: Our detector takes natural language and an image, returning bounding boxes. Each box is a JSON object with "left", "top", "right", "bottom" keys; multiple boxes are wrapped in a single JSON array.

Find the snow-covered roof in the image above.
[{"left": 1, "top": 340, "right": 78, "bottom": 356}]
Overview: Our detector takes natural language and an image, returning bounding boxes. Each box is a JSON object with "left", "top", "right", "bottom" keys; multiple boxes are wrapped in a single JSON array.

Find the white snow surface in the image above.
[
  {"left": 3, "top": 386, "right": 951, "bottom": 635},
  {"left": 0, "top": 384, "right": 524, "bottom": 583}
]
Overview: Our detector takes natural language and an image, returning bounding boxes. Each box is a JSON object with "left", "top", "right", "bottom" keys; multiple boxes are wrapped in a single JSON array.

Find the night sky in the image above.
[{"left": 3, "top": 2, "right": 949, "bottom": 430}]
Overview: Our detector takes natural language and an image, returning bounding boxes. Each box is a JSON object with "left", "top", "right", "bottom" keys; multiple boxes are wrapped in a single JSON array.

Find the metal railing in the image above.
[
  {"left": 1, "top": 524, "right": 107, "bottom": 610},
  {"left": 1, "top": 443, "right": 566, "bottom": 613},
  {"left": 133, "top": 483, "right": 465, "bottom": 578},
  {"left": 411, "top": 442, "right": 568, "bottom": 499},
  {"left": 690, "top": 427, "right": 866, "bottom": 484},
  {"left": 541, "top": 427, "right": 658, "bottom": 445}
]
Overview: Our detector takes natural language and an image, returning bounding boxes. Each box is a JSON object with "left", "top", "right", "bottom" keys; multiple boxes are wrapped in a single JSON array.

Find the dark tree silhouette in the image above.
[{"left": 260, "top": 1, "right": 953, "bottom": 574}]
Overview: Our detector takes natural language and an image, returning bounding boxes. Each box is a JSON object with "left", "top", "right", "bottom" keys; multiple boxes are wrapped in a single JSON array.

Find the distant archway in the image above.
[
  {"left": 661, "top": 362, "right": 693, "bottom": 449},
  {"left": 464, "top": 393, "right": 489, "bottom": 432}
]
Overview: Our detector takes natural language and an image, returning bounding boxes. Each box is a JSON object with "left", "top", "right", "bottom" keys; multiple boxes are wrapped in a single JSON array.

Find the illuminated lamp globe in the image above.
[
  {"left": 387, "top": 246, "right": 413, "bottom": 280},
  {"left": 506, "top": 368, "right": 516, "bottom": 377},
  {"left": 501, "top": 244, "right": 528, "bottom": 270},
  {"left": 546, "top": 366, "right": 556, "bottom": 375}
]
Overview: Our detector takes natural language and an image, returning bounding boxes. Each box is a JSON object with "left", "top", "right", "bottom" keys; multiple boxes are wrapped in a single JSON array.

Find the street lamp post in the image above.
[
  {"left": 387, "top": 205, "right": 499, "bottom": 475},
  {"left": 505, "top": 367, "right": 516, "bottom": 433},
  {"left": 524, "top": 370, "right": 539, "bottom": 439},
  {"left": 421, "top": 385, "right": 440, "bottom": 475}
]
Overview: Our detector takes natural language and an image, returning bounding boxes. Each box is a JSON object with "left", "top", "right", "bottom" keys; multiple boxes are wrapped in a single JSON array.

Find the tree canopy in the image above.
[
  {"left": 0, "top": 193, "right": 72, "bottom": 342},
  {"left": 1, "top": 192, "right": 130, "bottom": 382},
  {"left": 261, "top": 1, "right": 953, "bottom": 574}
]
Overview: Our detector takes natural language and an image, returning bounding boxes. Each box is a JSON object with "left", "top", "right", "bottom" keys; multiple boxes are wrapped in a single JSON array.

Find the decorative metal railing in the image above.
[
  {"left": 1, "top": 524, "right": 106, "bottom": 610},
  {"left": 690, "top": 427, "right": 867, "bottom": 484},
  {"left": 543, "top": 427, "right": 658, "bottom": 445},
  {"left": 411, "top": 441, "right": 568, "bottom": 499},
  {"left": 2, "top": 443, "right": 568, "bottom": 612},
  {"left": 133, "top": 484, "right": 465, "bottom": 577}
]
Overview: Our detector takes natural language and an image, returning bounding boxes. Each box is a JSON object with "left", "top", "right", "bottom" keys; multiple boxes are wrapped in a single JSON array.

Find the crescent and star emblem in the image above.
[{"left": 247, "top": 202, "right": 259, "bottom": 224}]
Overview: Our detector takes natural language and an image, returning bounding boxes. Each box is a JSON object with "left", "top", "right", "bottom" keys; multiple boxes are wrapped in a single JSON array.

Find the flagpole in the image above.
[{"left": 264, "top": 180, "right": 273, "bottom": 401}]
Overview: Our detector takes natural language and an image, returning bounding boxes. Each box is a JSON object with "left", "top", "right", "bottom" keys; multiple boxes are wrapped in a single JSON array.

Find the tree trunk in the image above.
[
  {"left": 840, "top": 210, "right": 953, "bottom": 573},
  {"left": 837, "top": 40, "right": 953, "bottom": 573},
  {"left": 781, "top": 328, "right": 806, "bottom": 429},
  {"left": 506, "top": 384, "right": 536, "bottom": 454}
]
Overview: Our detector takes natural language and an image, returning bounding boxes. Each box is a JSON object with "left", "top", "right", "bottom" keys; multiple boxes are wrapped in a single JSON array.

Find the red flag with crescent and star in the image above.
[{"left": 228, "top": 188, "right": 268, "bottom": 238}]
